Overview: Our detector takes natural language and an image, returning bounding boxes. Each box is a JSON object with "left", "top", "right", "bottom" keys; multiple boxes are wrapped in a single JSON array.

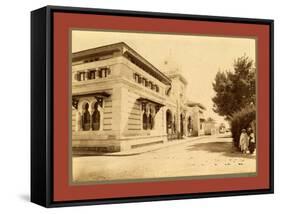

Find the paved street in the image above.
[{"left": 72, "top": 134, "right": 256, "bottom": 183}]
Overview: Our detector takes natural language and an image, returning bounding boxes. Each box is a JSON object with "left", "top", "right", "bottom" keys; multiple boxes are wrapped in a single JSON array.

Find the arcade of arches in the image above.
[
  {"left": 166, "top": 109, "right": 194, "bottom": 140},
  {"left": 75, "top": 100, "right": 102, "bottom": 132}
]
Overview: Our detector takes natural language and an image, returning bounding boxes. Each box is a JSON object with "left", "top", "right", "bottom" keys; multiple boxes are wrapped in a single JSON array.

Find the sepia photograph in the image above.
[
  {"left": 30, "top": 4, "right": 273, "bottom": 207},
  {"left": 70, "top": 30, "right": 257, "bottom": 184}
]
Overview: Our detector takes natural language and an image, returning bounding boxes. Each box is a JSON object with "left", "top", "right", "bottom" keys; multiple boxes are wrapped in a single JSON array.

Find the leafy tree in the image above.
[
  {"left": 231, "top": 105, "right": 256, "bottom": 147},
  {"left": 212, "top": 55, "right": 256, "bottom": 120}
]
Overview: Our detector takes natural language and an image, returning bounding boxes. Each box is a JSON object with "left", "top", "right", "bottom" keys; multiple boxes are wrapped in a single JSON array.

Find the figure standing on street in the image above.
[
  {"left": 248, "top": 127, "right": 256, "bottom": 154},
  {"left": 239, "top": 129, "right": 249, "bottom": 154}
]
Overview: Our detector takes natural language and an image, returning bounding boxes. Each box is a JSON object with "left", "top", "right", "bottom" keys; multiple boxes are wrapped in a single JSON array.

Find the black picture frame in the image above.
[{"left": 31, "top": 5, "right": 274, "bottom": 207}]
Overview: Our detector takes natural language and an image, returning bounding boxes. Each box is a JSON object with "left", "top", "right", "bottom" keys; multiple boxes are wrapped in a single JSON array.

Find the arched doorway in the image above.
[
  {"left": 166, "top": 110, "right": 172, "bottom": 134},
  {"left": 187, "top": 116, "right": 193, "bottom": 136},
  {"left": 82, "top": 102, "right": 91, "bottom": 131},
  {"left": 180, "top": 113, "right": 184, "bottom": 137},
  {"left": 91, "top": 102, "right": 100, "bottom": 131}
]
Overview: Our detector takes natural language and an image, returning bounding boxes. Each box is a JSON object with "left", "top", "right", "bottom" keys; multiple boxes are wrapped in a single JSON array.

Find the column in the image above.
[{"left": 76, "top": 111, "right": 81, "bottom": 131}]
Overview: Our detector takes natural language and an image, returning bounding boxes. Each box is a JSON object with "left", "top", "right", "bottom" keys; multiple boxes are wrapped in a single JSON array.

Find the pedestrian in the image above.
[
  {"left": 248, "top": 128, "right": 256, "bottom": 154},
  {"left": 239, "top": 129, "right": 249, "bottom": 154}
]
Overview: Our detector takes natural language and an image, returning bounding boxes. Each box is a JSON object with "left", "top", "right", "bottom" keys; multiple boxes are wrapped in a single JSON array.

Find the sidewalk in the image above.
[{"left": 100, "top": 135, "right": 209, "bottom": 156}]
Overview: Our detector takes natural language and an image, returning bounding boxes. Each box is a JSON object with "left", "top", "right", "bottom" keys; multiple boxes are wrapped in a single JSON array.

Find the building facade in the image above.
[
  {"left": 71, "top": 42, "right": 205, "bottom": 154},
  {"left": 204, "top": 119, "right": 218, "bottom": 135}
]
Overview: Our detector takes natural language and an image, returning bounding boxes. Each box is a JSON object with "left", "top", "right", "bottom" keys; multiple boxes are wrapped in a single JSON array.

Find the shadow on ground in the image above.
[
  {"left": 216, "top": 133, "right": 232, "bottom": 138},
  {"left": 186, "top": 141, "right": 256, "bottom": 159}
]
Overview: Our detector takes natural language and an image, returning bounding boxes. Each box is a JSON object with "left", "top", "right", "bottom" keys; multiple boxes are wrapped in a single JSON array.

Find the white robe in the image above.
[{"left": 239, "top": 133, "right": 249, "bottom": 152}]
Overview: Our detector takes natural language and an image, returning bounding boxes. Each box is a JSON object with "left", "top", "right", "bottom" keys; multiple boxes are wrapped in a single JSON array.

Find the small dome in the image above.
[{"left": 160, "top": 58, "right": 181, "bottom": 75}]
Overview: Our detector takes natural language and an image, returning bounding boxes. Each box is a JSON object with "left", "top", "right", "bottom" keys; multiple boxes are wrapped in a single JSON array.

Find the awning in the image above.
[
  {"left": 137, "top": 97, "right": 165, "bottom": 107},
  {"left": 73, "top": 91, "right": 111, "bottom": 98},
  {"left": 137, "top": 97, "right": 165, "bottom": 113},
  {"left": 72, "top": 91, "right": 111, "bottom": 109}
]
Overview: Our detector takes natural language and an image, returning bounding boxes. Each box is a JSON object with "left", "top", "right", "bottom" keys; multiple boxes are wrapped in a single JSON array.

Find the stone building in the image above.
[
  {"left": 71, "top": 42, "right": 205, "bottom": 154},
  {"left": 185, "top": 102, "right": 206, "bottom": 136},
  {"left": 204, "top": 119, "right": 218, "bottom": 135}
]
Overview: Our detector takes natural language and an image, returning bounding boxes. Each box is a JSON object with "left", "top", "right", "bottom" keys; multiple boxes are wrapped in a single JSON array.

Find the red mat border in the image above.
[{"left": 53, "top": 12, "right": 270, "bottom": 202}]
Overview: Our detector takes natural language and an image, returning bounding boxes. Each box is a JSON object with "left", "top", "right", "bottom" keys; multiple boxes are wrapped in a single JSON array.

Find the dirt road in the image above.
[{"left": 72, "top": 134, "right": 256, "bottom": 183}]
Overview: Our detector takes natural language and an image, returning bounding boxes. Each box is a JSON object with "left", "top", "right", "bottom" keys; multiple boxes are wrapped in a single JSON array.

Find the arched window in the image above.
[
  {"left": 148, "top": 110, "right": 154, "bottom": 130},
  {"left": 138, "top": 75, "right": 142, "bottom": 84},
  {"left": 75, "top": 72, "right": 80, "bottom": 81},
  {"left": 143, "top": 113, "right": 147, "bottom": 130},
  {"left": 80, "top": 72, "right": 86, "bottom": 81},
  {"left": 155, "top": 85, "right": 159, "bottom": 93},
  {"left": 106, "top": 67, "right": 111, "bottom": 76},
  {"left": 104, "top": 68, "right": 108, "bottom": 77},
  {"left": 145, "top": 79, "right": 149, "bottom": 87},
  {"left": 173, "top": 115, "right": 177, "bottom": 133},
  {"left": 89, "top": 70, "right": 96, "bottom": 79},
  {"left": 85, "top": 71, "right": 90, "bottom": 80},
  {"left": 142, "top": 108, "right": 155, "bottom": 130},
  {"left": 133, "top": 73, "right": 137, "bottom": 82},
  {"left": 92, "top": 102, "right": 100, "bottom": 131},
  {"left": 188, "top": 116, "right": 192, "bottom": 129},
  {"left": 82, "top": 103, "right": 91, "bottom": 131},
  {"left": 142, "top": 77, "right": 147, "bottom": 86},
  {"left": 180, "top": 114, "right": 184, "bottom": 136},
  {"left": 98, "top": 69, "right": 103, "bottom": 78},
  {"left": 149, "top": 81, "right": 153, "bottom": 89},
  {"left": 74, "top": 72, "right": 81, "bottom": 81}
]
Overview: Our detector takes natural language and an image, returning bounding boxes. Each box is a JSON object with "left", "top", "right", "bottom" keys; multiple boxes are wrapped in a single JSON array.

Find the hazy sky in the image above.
[{"left": 72, "top": 30, "right": 256, "bottom": 126}]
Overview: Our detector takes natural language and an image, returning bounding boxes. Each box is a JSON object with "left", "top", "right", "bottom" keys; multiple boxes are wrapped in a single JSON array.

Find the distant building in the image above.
[
  {"left": 71, "top": 42, "right": 205, "bottom": 154},
  {"left": 204, "top": 118, "right": 217, "bottom": 135},
  {"left": 185, "top": 102, "right": 206, "bottom": 136},
  {"left": 219, "top": 123, "right": 226, "bottom": 133}
]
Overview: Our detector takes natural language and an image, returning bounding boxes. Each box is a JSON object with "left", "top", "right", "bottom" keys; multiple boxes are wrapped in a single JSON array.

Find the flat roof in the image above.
[{"left": 72, "top": 42, "right": 172, "bottom": 85}]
